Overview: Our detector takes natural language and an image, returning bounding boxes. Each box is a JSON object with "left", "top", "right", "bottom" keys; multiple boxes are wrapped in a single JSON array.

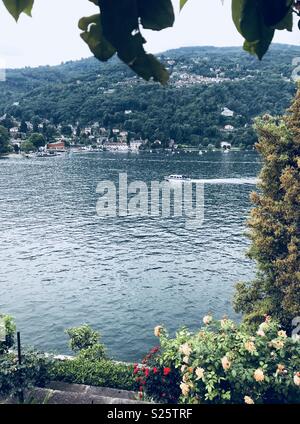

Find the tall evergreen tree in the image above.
[
  {"left": 20, "top": 120, "right": 28, "bottom": 134},
  {"left": 0, "top": 125, "right": 10, "bottom": 155},
  {"left": 234, "top": 89, "right": 300, "bottom": 330}
]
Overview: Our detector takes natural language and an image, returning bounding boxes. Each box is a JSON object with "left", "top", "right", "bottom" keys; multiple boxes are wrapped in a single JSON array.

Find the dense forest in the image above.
[{"left": 0, "top": 44, "right": 298, "bottom": 148}]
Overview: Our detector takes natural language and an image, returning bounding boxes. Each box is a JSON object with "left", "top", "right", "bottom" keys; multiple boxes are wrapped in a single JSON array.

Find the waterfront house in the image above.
[
  {"left": 221, "top": 107, "right": 234, "bottom": 117},
  {"left": 47, "top": 141, "right": 66, "bottom": 152},
  {"left": 224, "top": 125, "right": 235, "bottom": 132},
  {"left": 9, "top": 127, "right": 19, "bottom": 136},
  {"left": 130, "top": 140, "right": 143, "bottom": 151},
  {"left": 103, "top": 141, "right": 129, "bottom": 152}
]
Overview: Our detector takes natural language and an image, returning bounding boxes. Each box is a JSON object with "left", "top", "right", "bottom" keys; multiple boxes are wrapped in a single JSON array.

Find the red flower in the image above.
[
  {"left": 145, "top": 368, "right": 150, "bottom": 377},
  {"left": 133, "top": 368, "right": 139, "bottom": 375},
  {"left": 139, "top": 392, "right": 143, "bottom": 399},
  {"left": 163, "top": 367, "right": 171, "bottom": 376},
  {"left": 139, "top": 386, "right": 144, "bottom": 392},
  {"left": 153, "top": 367, "right": 159, "bottom": 374}
]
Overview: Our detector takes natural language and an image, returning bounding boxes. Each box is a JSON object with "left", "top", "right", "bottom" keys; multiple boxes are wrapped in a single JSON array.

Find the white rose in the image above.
[
  {"left": 195, "top": 367, "right": 205, "bottom": 380},
  {"left": 154, "top": 325, "right": 163, "bottom": 337},
  {"left": 203, "top": 315, "right": 213, "bottom": 325},
  {"left": 254, "top": 368, "right": 265, "bottom": 382},
  {"left": 183, "top": 355, "right": 190, "bottom": 364},
  {"left": 294, "top": 373, "right": 300, "bottom": 386},
  {"left": 179, "top": 342, "right": 192, "bottom": 356},
  {"left": 181, "top": 365, "right": 187, "bottom": 373},
  {"left": 256, "top": 329, "right": 265, "bottom": 337},
  {"left": 180, "top": 382, "right": 190, "bottom": 397},
  {"left": 221, "top": 356, "right": 231, "bottom": 371},
  {"left": 244, "top": 396, "right": 255, "bottom": 404}
]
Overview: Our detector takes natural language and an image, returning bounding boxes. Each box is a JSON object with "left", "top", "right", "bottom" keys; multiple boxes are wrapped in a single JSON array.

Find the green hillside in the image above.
[{"left": 1, "top": 44, "right": 299, "bottom": 148}]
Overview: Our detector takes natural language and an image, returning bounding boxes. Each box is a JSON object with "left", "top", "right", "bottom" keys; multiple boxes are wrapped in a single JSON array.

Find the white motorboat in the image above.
[{"left": 164, "top": 175, "right": 191, "bottom": 182}]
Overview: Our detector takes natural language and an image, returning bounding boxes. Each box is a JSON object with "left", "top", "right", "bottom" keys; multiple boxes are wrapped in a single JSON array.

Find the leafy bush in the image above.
[
  {"left": 144, "top": 317, "right": 300, "bottom": 404},
  {"left": 65, "top": 324, "right": 106, "bottom": 359},
  {"left": 48, "top": 358, "right": 137, "bottom": 392},
  {"left": 0, "top": 314, "right": 16, "bottom": 354},
  {"left": 47, "top": 324, "right": 134, "bottom": 391},
  {"left": 0, "top": 351, "right": 51, "bottom": 399},
  {"left": 133, "top": 346, "right": 181, "bottom": 403},
  {"left": 234, "top": 90, "right": 300, "bottom": 329}
]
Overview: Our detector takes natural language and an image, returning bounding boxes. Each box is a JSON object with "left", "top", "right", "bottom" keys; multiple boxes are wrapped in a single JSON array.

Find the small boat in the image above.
[
  {"left": 22, "top": 152, "right": 36, "bottom": 159},
  {"left": 36, "top": 151, "right": 58, "bottom": 157},
  {"left": 164, "top": 175, "right": 191, "bottom": 182}
]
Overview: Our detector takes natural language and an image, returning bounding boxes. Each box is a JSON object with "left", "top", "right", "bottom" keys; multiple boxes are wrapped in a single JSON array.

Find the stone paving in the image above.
[{"left": 1, "top": 381, "right": 149, "bottom": 404}]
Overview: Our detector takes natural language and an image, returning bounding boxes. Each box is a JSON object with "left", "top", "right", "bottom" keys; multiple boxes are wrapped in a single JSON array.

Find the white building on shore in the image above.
[
  {"left": 103, "top": 141, "right": 129, "bottom": 152},
  {"left": 130, "top": 140, "right": 143, "bottom": 151},
  {"left": 221, "top": 107, "right": 235, "bottom": 117}
]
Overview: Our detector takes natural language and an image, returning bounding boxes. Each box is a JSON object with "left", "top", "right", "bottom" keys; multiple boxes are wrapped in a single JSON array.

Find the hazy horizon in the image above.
[
  {"left": 0, "top": 0, "right": 300, "bottom": 69},
  {"left": 2, "top": 42, "right": 300, "bottom": 71}
]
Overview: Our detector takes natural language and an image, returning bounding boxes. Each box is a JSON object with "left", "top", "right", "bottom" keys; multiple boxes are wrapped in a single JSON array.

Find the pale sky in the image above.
[{"left": 0, "top": 0, "right": 299, "bottom": 68}]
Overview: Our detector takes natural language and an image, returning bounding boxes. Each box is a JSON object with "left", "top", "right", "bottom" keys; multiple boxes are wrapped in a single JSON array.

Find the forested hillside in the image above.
[{"left": 0, "top": 44, "right": 298, "bottom": 148}]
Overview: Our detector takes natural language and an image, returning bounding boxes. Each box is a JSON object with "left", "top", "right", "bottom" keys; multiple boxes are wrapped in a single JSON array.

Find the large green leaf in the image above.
[
  {"left": 180, "top": 0, "right": 188, "bottom": 10},
  {"left": 260, "top": 0, "right": 292, "bottom": 27},
  {"left": 2, "top": 0, "right": 34, "bottom": 21},
  {"left": 243, "top": 27, "right": 274, "bottom": 60},
  {"left": 129, "top": 53, "right": 169, "bottom": 84},
  {"left": 98, "top": 0, "right": 169, "bottom": 84},
  {"left": 232, "top": 0, "right": 275, "bottom": 59},
  {"left": 232, "top": 0, "right": 244, "bottom": 35},
  {"left": 78, "top": 14, "right": 116, "bottom": 61},
  {"left": 138, "top": 0, "right": 175, "bottom": 31},
  {"left": 273, "top": 4, "right": 293, "bottom": 31}
]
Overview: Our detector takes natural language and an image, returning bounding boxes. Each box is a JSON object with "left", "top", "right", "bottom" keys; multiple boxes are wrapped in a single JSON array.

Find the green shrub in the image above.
[
  {"left": 144, "top": 317, "right": 300, "bottom": 404},
  {"left": 77, "top": 344, "right": 107, "bottom": 361},
  {"left": 47, "top": 324, "right": 134, "bottom": 391},
  {"left": 0, "top": 314, "right": 16, "bottom": 354},
  {"left": 48, "top": 358, "right": 137, "bottom": 392},
  {"left": 0, "top": 350, "right": 51, "bottom": 398},
  {"left": 65, "top": 324, "right": 106, "bottom": 359},
  {"left": 234, "top": 90, "right": 300, "bottom": 330}
]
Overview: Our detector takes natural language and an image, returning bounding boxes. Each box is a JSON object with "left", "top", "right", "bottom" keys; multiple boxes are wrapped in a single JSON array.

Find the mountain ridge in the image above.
[{"left": 1, "top": 44, "right": 299, "bottom": 148}]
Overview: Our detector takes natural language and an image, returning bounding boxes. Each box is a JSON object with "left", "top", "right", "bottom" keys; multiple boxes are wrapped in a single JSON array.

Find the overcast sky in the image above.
[{"left": 0, "top": 0, "right": 299, "bottom": 68}]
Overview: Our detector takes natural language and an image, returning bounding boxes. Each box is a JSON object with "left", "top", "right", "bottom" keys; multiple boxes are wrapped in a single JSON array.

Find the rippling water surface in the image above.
[{"left": 0, "top": 151, "right": 262, "bottom": 360}]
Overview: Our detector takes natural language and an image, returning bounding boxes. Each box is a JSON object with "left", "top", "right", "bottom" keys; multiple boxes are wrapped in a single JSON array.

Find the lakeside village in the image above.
[{"left": 0, "top": 109, "right": 236, "bottom": 158}]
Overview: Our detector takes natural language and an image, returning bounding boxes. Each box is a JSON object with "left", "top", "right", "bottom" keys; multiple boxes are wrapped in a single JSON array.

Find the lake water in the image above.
[{"left": 0, "top": 151, "right": 262, "bottom": 361}]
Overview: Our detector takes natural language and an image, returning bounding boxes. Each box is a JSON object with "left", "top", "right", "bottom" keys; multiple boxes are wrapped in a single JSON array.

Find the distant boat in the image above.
[
  {"left": 22, "top": 153, "right": 36, "bottom": 159},
  {"left": 199, "top": 150, "right": 203, "bottom": 155},
  {"left": 165, "top": 175, "right": 191, "bottom": 182},
  {"left": 36, "top": 151, "right": 59, "bottom": 157}
]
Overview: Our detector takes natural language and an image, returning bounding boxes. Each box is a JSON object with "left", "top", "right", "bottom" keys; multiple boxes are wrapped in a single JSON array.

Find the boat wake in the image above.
[{"left": 190, "top": 177, "right": 258, "bottom": 185}]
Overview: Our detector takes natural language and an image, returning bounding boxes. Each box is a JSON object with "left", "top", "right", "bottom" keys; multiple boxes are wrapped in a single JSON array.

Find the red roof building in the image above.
[{"left": 47, "top": 141, "right": 66, "bottom": 151}]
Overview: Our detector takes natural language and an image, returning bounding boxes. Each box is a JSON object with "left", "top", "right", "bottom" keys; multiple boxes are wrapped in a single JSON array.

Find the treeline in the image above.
[{"left": 0, "top": 45, "right": 298, "bottom": 149}]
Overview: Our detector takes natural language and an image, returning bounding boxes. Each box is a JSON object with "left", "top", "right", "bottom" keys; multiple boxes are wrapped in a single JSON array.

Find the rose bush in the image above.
[
  {"left": 133, "top": 345, "right": 181, "bottom": 403},
  {"left": 140, "top": 317, "right": 300, "bottom": 404}
]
